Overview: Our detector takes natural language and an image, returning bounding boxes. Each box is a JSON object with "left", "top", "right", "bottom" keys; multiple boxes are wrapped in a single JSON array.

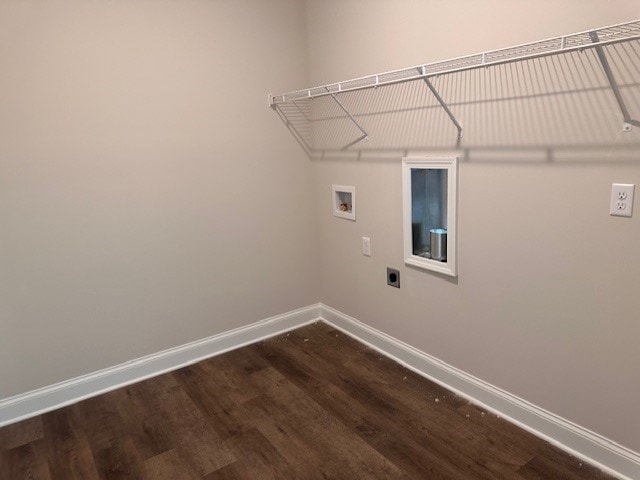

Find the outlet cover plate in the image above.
[
  {"left": 610, "top": 183, "right": 635, "bottom": 217},
  {"left": 362, "top": 237, "right": 371, "bottom": 257}
]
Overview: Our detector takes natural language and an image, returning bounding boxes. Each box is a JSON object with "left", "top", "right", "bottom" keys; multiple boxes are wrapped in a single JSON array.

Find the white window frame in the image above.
[{"left": 402, "top": 157, "right": 458, "bottom": 277}]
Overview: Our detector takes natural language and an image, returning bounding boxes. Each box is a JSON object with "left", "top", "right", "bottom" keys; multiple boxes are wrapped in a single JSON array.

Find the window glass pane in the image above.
[{"left": 410, "top": 168, "right": 447, "bottom": 258}]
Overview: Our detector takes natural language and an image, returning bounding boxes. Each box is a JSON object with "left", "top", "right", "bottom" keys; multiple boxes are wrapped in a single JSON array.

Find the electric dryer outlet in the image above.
[{"left": 387, "top": 268, "right": 400, "bottom": 288}]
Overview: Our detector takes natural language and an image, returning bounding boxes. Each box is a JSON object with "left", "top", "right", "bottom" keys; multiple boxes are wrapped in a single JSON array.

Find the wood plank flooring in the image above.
[{"left": 0, "top": 322, "right": 616, "bottom": 479}]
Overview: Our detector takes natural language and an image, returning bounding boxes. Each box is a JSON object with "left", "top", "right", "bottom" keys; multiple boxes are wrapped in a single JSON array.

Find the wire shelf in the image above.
[
  {"left": 270, "top": 20, "right": 640, "bottom": 157},
  {"left": 270, "top": 20, "right": 640, "bottom": 105}
]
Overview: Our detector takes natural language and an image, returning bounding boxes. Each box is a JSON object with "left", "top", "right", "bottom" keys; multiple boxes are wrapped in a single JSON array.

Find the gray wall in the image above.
[
  {"left": 307, "top": 0, "right": 640, "bottom": 452},
  {"left": 0, "top": 0, "right": 318, "bottom": 399}
]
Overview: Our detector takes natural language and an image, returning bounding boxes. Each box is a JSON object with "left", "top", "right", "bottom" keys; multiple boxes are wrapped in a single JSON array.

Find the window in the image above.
[{"left": 402, "top": 157, "right": 458, "bottom": 276}]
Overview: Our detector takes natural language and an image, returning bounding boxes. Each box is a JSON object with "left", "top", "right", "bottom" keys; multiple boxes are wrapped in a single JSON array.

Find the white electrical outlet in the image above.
[
  {"left": 610, "top": 183, "right": 635, "bottom": 217},
  {"left": 362, "top": 236, "right": 371, "bottom": 256}
]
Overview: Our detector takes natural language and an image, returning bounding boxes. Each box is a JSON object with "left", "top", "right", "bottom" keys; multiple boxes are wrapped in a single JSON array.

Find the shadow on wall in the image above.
[{"left": 274, "top": 40, "right": 640, "bottom": 163}]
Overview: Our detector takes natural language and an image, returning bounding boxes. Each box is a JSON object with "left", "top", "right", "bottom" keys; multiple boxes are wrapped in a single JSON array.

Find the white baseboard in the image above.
[
  {"left": 0, "top": 303, "right": 322, "bottom": 428},
  {"left": 2, "top": 302, "right": 637, "bottom": 480},
  {"left": 319, "top": 303, "right": 640, "bottom": 480}
]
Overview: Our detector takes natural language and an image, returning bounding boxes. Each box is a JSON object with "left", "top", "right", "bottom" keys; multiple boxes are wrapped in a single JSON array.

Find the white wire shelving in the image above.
[
  {"left": 269, "top": 19, "right": 640, "bottom": 155},
  {"left": 270, "top": 20, "right": 640, "bottom": 104}
]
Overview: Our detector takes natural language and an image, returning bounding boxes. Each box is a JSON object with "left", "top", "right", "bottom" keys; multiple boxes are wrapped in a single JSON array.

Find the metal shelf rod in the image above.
[
  {"left": 325, "top": 87, "right": 369, "bottom": 147},
  {"left": 418, "top": 67, "right": 463, "bottom": 146},
  {"left": 589, "top": 30, "right": 639, "bottom": 131}
]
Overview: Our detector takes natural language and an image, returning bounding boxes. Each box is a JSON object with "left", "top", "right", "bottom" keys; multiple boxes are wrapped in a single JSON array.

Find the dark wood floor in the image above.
[{"left": 0, "top": 322, "right": 615, "bottom": 480}]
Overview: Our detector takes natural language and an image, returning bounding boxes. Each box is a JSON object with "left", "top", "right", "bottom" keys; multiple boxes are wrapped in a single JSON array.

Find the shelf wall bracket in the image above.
[
  {"left": 418, "top": 67, "right": 463, "bottom": 147},
  {"left": 272, "top": 103, "right": 313, "bottom": 157},
  {"left": 325, "top": 87, "right": 370, "bottom": 150},
  {"left": 589, "top": 30, "right": 639, "bottom": 132}
]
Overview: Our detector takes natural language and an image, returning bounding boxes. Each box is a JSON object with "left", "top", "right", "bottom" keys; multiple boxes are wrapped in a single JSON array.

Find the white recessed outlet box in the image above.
[
  {"left": 610, "top": 183, "right": 635, "bottom": 217},
  {"left": 332, "top": 185, "right": 356, "bottom": 220}
]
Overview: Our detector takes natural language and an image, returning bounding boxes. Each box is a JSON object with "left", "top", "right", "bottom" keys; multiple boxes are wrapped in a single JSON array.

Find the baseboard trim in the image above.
[
  {"left": 319, "top": 304, "right": 640, "bottom": 480},
  {"left": 0, "top": 303, "right": 322, "bottom": 428},
  {"left": 2, "top": 302, "right": 637, "bottom": 479}
]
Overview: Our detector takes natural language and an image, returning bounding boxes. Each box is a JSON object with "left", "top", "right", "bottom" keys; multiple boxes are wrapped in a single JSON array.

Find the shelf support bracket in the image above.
[
  {"left": 272, "top": 103, "right": 313, "bottom": 157},
  {"left": 589, "top": 31, "right": 639, "bottom": 132},
  {"left": 325, "top": 87, "right": 369, "bottom": 150},
  {"left": 418, "top": 67, "right": 463, "bottom": 147}
]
